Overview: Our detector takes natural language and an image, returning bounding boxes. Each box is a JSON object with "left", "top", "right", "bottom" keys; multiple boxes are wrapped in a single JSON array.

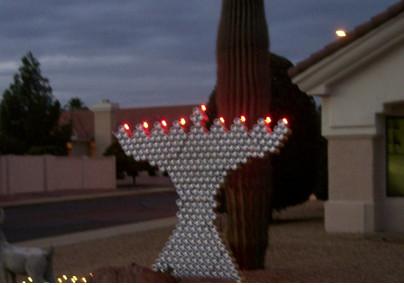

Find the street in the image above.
[{"left": 2, "top": 191, "right": 179, "bottom": 243}]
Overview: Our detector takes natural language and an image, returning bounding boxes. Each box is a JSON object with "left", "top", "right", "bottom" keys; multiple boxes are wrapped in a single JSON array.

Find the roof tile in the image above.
[
  {"left": 60, "top": 104, "right": 198, "bottom": 139},
  {"left": 288, "top": 0, "right": 404, "bottom": 78},
  {"left": 59, "top": 110, "right": 94, "bottom": 138},
  {"left": 116, "top": 104, "right": 196, "bottom": 130}
]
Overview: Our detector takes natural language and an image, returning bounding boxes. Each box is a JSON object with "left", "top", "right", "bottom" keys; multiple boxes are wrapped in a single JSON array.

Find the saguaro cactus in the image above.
[{"left": 216, "top": 0, "right": 272, "bottom": 270}]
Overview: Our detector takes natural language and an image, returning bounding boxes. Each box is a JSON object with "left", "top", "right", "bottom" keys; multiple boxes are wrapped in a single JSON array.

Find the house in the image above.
[
  {"left": 288, "top": 0, "right": 404, "bottom": 233},
  {"left": 59, "top": 109, "right": 95, "bottom": 156},
  {"left": 59, "top": 100, "right": 196, "bottom": 157}
]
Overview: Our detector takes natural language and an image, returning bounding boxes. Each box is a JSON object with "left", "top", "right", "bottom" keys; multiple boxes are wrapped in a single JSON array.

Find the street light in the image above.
[{"left": 336, "top": 30, "right": 346, "bottom": 37}]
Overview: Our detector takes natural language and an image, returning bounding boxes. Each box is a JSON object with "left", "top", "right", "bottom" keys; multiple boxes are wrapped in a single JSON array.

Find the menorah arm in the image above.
[{"left": 114, "top": 108, "right": 291, "bottom": 281}]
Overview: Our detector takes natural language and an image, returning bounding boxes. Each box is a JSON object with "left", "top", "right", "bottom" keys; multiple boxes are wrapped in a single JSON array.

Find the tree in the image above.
[
  {"left": 268, "top": 53, "right": 324, "bottom": 209},
  {"left": 64, "top": 97, "right": 88, "bottom": 111},
  {"left": 209, "top": 50, "right": 328, "bottom": 268},
  {"left": 215, "top": 0, "right": 272, "bottom": 270},
  {"left": 313, "top": 105, "right": 328, "bottom": 201},
  {"left": 103, "top": 141, "right": 158, "bottom": 185},
  {"left": 208, "top": 52, "right": 326, "bottom": 208},
  {"left": 0, "top": 52, "right": 71, "bottom": 155}
]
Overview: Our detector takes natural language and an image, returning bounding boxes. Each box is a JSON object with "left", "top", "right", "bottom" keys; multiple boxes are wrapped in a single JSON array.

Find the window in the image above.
[{"left": 386, "top": 117, "right": 404, "bottom": 196}]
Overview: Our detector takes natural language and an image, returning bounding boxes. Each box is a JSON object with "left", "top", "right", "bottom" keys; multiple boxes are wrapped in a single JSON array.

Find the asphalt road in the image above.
[{"left": 1, "top": 192, "right": 179, "bottom": 243}]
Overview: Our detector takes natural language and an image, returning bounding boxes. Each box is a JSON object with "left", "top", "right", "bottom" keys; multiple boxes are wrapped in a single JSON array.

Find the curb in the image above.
[
  {"left": 13, "top": 216, "right": 178, "bottom": 248},
  {"left": 0, "top": 187, "right": 176, "bottom": 209}
]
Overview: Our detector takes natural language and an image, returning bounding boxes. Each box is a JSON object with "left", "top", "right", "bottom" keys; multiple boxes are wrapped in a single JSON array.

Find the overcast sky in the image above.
[{"left": 0, "top": 0, "right": 399, "bottom": 109}]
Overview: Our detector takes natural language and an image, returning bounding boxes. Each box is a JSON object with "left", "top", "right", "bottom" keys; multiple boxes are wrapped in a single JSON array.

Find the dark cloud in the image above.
[{"left": 0, "top": 0, "right": 399, "bottom": 108}]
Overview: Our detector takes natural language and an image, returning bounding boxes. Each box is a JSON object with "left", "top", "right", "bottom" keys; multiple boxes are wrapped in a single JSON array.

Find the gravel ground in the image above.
[{"left": 19, "top": 200, "right": 404, "bottom": 283}]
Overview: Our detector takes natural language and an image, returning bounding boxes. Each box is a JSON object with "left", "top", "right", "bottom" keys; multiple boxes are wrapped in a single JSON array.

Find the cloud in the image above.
[
  {"left": 0, "top": 0, "right": 399, "bottom": 108},
  {"left": 0, "top": 61, "right": 19, "bottom": 75}
]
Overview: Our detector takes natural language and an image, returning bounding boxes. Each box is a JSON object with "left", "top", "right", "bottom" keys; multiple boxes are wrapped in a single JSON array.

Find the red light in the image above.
[
  {"left": 265, "top": 117, "right": 271, "bottom": 124},
  {"left": 240, "top": 115, "right": 246, "bottom": 123},
  {"left": 161, "top": 120, "right": 168, "bottom": 127},
  {"left": 123, "top": 123, "right": 130, "bottom": 130},
  {"left": 142, "top": 122, "right": 149, "bottom": 129},
  {"left": 180, "top": 118, "right": 186, "bottom": 126},
  {"left": 282, "top": 118, "right": 288, "bottom": 125},
  {"left": 201, "top": 104, "right": 207, "bottom": 112},
  {"left": 219, "top": 117, "right": 225, "bottom": 124}
]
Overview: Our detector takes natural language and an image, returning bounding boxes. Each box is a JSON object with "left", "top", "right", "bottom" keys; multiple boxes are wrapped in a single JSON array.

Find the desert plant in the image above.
[
  {"left": 64, "top": 97, "right": 89, "bottom": 111},
  {"left": 215, "top": 0, "right": 272, "bottom": 270},
  {"left": 268, "top": 53, "right": 323, "bottom": 209},
  {"left": 208, "top": 52, "right": 326, "bottom": 213}
]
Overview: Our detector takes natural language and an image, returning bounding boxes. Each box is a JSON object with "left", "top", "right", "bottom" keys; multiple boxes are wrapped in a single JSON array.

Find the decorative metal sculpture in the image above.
[
  {"left": 115, "top": 106, "right": 290, "bottom": 281},
  {"left": 0, "top": 208, "right": 56, "bottom": 283}
]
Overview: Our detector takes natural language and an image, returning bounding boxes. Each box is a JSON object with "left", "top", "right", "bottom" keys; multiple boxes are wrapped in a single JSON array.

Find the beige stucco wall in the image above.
[
  {"left": 322, "top": 41, "right": 404, "bottom": 232},
  {"left": 71, "top": 141, "right": 92, "bottom": 157},
  {"left": 82, "top": 156, "right": 116, "bottom": 189},
  {"left": 8, "top": 155, "right": 45, "bottom": 195},
  {"left": 328, "top": 137, "right": 375, "bottom": 201},
  {"left": 46, "top": 156, "right": 86, "bottom": 191},
  {"left": 324, "top": 103, "right": 404, "bottom": 233},
  {"left": 325, "top": 136, "right": 380, "bottom": 232},
  {"left": 0, "top": 155, "right": 116, "bottom": 196}
]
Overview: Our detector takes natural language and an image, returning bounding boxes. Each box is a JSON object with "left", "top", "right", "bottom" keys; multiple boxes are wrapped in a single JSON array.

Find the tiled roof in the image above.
[
  {"left": 59, "top": 109, "right": 94, "bottom": 139},
  {"left": 288, "top": 0, "right": 404, "bottom": 78},
  {"left": 60, "top": 104, "right": 198, "bottom": 139},
  {"left": 116, "top": 104, "right": 196, "bottom": 129}
]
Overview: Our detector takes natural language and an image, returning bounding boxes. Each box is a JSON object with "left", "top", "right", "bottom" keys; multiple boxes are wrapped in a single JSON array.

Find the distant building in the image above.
[
  {"left": 289, "top": 1, "right": 404, "bottom": 233},
  {"left": 59, "top": 99, "right": 196, "bottom": 157}
]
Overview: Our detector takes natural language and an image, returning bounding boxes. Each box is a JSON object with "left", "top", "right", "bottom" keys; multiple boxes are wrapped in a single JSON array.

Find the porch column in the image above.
[{"left": 325, "top": 135, "right": 379, "bottom": 233}]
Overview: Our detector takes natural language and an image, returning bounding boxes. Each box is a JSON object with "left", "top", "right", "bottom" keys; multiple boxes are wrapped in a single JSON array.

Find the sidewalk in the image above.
[
  {"left": 2, "top": 178, "right": 404, "bottom": 282},
  {"left": 12, "top": 199, "right": 404, "bottom": 283},
  {"left": 0, "top": 176, "right": 175, "bottom": 208}
]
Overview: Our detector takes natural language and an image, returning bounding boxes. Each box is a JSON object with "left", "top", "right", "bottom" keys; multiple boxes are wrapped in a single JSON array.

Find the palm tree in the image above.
[{"left": 64, "top": 97, "right": 88, "bottom": 111}]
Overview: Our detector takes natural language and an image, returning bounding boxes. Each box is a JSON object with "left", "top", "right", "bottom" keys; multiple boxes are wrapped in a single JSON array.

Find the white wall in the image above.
[
  {"left": 322, "top": 42, "right": 404, "bottom": 232},
  {"left": 0, "top": 155, "right": 115, "bottom": 196},
  {"left": 291, "top": 13, "right": 404, "bottom": 233},
  {"left": 323, "top": 42, "right": 404, "bottom": 137}
]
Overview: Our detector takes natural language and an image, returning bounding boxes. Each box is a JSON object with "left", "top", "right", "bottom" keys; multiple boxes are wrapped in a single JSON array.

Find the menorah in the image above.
[{"left": 115, "top": 106, "right": 290, "bottom": 281}]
